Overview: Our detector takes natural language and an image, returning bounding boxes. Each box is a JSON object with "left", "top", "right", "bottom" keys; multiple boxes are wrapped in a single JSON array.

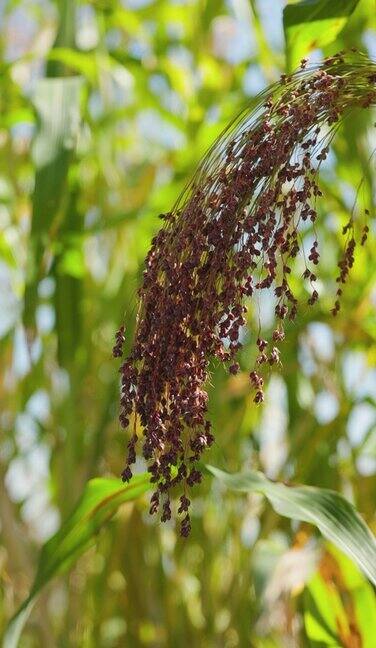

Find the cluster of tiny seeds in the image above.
[
  {"left": 114, "top": 52, "right": 376, "bottom": 536},
  {"left": 112, "top": 325, "right": 125, "bottom": 358}
]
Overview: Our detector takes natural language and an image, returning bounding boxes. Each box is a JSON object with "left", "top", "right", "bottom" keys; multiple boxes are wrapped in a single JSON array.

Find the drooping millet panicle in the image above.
[{"left": 114, "top": 51, "right": 376, "bottom": 536}]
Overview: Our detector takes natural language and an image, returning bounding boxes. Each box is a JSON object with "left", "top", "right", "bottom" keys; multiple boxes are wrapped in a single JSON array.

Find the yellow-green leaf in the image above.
[
  {"left": 4, "top": 473, "right": 151, "bottom": 648},
  {"left": 283, "top": 0, "right": 360, "bottom": 71}
]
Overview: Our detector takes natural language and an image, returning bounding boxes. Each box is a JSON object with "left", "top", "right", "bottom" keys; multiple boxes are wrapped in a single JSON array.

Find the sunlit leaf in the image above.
[
  {"left": 47, "top": 48, "right": 98, "bottom": 83},
  {"left": 283, "top": 0, "right": 360, "bottom": 70},
  {"left": 4, "top": 474, "right": 151, "bottom": 648},
  {"left": 304, "top": 546, "right": 376, "bottom": 647},
  {"left": 207, "top": 466, "right": 376, "bottom": 584}
]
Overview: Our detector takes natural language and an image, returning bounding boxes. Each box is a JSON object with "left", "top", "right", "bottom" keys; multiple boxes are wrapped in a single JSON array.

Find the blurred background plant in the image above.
[{"left": 0, "top": 0, "right": 375, "bottom": 646}]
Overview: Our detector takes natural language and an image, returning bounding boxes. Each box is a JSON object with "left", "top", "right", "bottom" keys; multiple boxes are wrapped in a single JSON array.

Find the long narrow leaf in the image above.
[
  {"left": 24, "top": 76, "right": 82, "bottom": 333},
  {"left": 207, "top": 465, "right": 376, "bottom": 585},
  {"left": 4, "top": 473, "right": 151, "bottom": 648}
]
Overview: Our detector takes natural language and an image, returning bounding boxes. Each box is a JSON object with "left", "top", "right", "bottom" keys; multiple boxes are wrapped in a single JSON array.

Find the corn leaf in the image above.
[
  {"left": 283, "top": 0, "right": 360, "bottom": 71},
  {"left": 304, "top": 547, "right": 376, "bottom": 647},
  {"left": 24, "top": 76, "right": 82, "bottom": 332},
  {"left": 4, "top": 473, "right": 151, "bottom": 648},
  {"left": 207, "top": 465, "right": 376, "bottom": 585}
]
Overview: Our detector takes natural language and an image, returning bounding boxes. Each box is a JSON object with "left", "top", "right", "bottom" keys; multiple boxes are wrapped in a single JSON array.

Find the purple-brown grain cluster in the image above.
[{"left": 114, "top": 52, "right": 376, "bottom": 535}]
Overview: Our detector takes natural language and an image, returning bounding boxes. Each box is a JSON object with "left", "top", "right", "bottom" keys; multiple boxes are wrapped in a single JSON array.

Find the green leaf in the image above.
[
  {"left": 305, "top": 571, "right": 349, "bottom": 644},
  {"left": 283, "top": 0, "right": 360, "bottom": 71},
  {"left": 304, "top": 547, "right": 376, "bottom": 647},
  {"left": 4, "top": 473, "right": 151, "bottom": 648},
  {"left": 53, "top": 190, "right": 84, "bottom": 369},
  {"left": 24, "top": 76, "right": 83, "bottom": 332},
  {"left": 206, "top": 466, "right": 376, "bottom": 585},
  {"left": 47, "top": 48, "right": 98, "bottom": 83}
]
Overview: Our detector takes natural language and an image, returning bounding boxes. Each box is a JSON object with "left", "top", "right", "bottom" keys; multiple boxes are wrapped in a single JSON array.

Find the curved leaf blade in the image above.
[
  {"left": 207, "top": 465, "right": 376, "bottom": 585},
  {"left": 283, "top": 0, "right": 360, "bottom": 71},
  {"left": 4, "top": 473, "right": 151, "bottom": 648}
]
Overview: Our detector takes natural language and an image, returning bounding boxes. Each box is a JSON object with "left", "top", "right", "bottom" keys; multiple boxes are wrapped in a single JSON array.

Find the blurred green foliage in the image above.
[{"left": 0, "top": 0, "right": 375, "bottom": 646}]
